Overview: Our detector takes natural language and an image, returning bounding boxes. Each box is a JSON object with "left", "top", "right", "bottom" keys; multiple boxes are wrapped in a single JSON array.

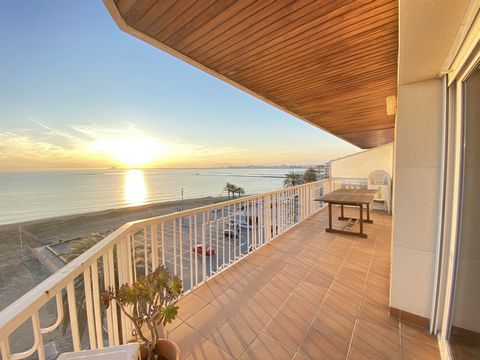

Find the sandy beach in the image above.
[{"left": 0, "top": 196, "right": 226, "bottom": 312}]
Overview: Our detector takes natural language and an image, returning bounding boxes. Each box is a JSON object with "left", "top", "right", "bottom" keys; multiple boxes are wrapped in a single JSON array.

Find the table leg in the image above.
[
  {"left": 359, "top": 204, "right": 364, "bottom": 235},
  {"left": 367, "top": 203, "right": 371, "bottom": 222},
  {"left": 341, "top": 204, "right": 344, "bottom": 218},
  {"left": 328, "top": 203, "right": 332, "bottom": 230}
]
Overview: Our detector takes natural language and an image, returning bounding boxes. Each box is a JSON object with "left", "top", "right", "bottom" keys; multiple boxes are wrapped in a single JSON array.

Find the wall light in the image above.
[{"left": 386, "top": 95, "right": 397, "bottom": 115}]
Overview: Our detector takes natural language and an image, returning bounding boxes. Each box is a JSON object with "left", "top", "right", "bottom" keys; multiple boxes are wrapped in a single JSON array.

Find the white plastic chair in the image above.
[{"left": 368, "top": 170, "right": 392, "bottom": 213}]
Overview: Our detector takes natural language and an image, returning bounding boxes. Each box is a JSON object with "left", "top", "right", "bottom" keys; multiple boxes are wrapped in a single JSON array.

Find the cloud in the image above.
[
  {"left": 0, "top": 120, "right": 260, "bottom": 169},
  {"left": 0, "top": 118, "right": 349, "bottom": 169}
]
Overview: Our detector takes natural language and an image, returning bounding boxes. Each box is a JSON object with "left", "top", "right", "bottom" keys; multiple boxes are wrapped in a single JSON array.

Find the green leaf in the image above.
[{"left": 161, "top": 304, "right": 179, "bottom": 326}]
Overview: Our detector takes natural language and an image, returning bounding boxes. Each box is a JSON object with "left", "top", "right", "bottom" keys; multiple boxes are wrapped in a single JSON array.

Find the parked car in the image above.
[
  {"left": 192, "top": 245, "right": 216, "bottom": 256},
  {"left": 224, "top": 226, "right": 239, "bottom": 238}
]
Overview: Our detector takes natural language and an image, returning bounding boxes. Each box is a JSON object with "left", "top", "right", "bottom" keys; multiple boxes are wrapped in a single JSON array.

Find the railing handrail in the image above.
[
  {"left": 0, "top": 178, "right": 330, "bottom": 340},
  {"left": 129, "top": 178, "right": 331, "bottom": 227}
]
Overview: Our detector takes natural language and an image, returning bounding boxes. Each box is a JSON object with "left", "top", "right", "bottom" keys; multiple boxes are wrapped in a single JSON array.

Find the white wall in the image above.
[
  {"left": 331, "top": 143, "right": 394, "bottom": 178},
  {"left": 390, "top": 79, "right": 444, "bottom": 318}
]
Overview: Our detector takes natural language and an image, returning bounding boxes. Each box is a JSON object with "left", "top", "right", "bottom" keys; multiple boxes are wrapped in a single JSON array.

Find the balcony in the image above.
[
  {"left": 166, "top": 208, "right": 439, "bottom": 359},
  {"left": 0, "top": 179, "right": 439, "bottom": 359}
]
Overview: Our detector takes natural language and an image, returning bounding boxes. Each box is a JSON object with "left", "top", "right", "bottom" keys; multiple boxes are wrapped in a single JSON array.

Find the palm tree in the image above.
[
  {"left": 303, "top": 167, "right": 317, "bottom": 183},
  {"left": 236, "top": 186, "right": 245, "bottom": 197},
  {"left": 224, "top": 182, "right": 234, "bottom": 198},
  {"left": 283, "top": 171, "right": 304, "bottom": 187},
  {"left": 230, "top": 185, "right": 237, "bottom": 198}
]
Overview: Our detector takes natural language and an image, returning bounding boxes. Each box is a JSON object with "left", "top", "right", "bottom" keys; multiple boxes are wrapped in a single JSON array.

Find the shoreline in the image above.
[
  {"left": 0, "top": 196, "right": 227, "bottom": 311},
  {"left": 0, "top": 196, "right": 228, "bottom": 244}
]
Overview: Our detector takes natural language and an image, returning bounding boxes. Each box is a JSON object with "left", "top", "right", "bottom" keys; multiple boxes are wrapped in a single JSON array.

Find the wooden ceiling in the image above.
[{"left": 104, "top": 0, "right": 398, "bottom": 149}]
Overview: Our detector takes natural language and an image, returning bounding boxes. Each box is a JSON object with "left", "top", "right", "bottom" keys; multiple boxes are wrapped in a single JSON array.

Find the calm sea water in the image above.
[{"left": 0, "top": 168, "right": 302, "bottom": 225}]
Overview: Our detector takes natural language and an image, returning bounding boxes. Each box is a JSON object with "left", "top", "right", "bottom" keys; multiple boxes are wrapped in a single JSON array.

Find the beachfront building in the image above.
[
  {"left": 316, "top": 162, "right": 331, "bottom": 180},
  {"left": 1, "top": 1, "right": 479, "bottom": 359}
]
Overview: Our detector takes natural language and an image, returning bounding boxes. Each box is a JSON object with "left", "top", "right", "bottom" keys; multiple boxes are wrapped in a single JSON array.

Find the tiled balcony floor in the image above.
[{"left": 165, "top": 207, "right": 440, "bottom": 359}]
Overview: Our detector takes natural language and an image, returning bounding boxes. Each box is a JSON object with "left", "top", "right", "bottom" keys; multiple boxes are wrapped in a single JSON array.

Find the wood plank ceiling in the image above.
[{"left": 105, "top": 0, "right": 398, "bottom": 149}]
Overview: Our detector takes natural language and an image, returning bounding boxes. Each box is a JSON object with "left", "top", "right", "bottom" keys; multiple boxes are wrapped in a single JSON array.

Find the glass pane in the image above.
[{"left": 449, "top": 66, "right": 480, "bottom": 358}]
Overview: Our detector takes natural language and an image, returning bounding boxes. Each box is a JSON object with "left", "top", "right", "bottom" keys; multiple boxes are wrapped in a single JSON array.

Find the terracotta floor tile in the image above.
[
  {"left": 283, "top": 261, "right": 312, "bottom": 278},
  {"left": 211, "top": 287, "right": 249, "bottom": 314},
  {"left": 351, "top": 319, "right": 400, "bottom": 359},
  {"left": 208, "top": 317, "right": 258, "bottom": 358},
  {"left": 279, "top": 294, "right": 319, "bottom": 324},
  {"left": 299, "top": 326, "right": 350, "bottom": 360},
  {"left": 348, "top": 344, "right": 389, "bottom": 360},
  {"left": 240, "top": 333, "right": 296, "bottom": 360},
  {"left": 329, "top": 278, "right": 365, "bottom": 301},
  {"left": 186, "top": 339, "right": 234, "bottom": 360},
  {"left": 255, "top": 282, "right": 290, "bottom": 308},
  {"left": 230, "top": 273, "right": 266, "bottom": 295},
  {"left": 313, "top": 306, "right": 356, "bottom": 341},
  {"left": 233, "top": 301, "right": 277, "bottom": 333},
  {"left": 363, "top": 283, "right": 390, "bottom": 306},
  {"left": 293, "top": 352, "right": 310, "bottom": 360},
  {"left": 192, "top": 284, "right": 218, "bottom": 303},
  {"left": 450, "top": 339, "right": 480, "bottom": 360},
  {"left": 263, "top": 311, "right": 310, "bottom": 351},
  {"left": 168, "top": 322, "right": 207, "bottom": 359},
  {"left": 304, "top": 267, "right": 335, "bottom": 288},
  {"left": 358, "top": 300, "right": 399, "bottom": 330},
  {"left": 401, "top": 336, "right": 440, "bottom": 360},
  {"left": 318, "top": 252, "right": 345, "bottom": 266},
  {"left": 177, "top": 294, "right": 209, "bottom": 321},
  {"left": 341, "top": 260, "right": 371, "bottom": 274},
  {"left": 400, "top": 323, "right": 437, "bottom": 347},
  {"left": 313, "top": 261, "right": 340, "bottom": 277},
  {"left": 163, "top": 316, "right": 183, "bottom": 336},
  {"left": 337, "top": 267, "right": 368, "bottom": 285},
  {"left": 366, "top": 272, "right": 390, "bottom": 289},
  {"left": 185, "top": 303, "right": 231, "bottom": 338},
  {"left": 322, "top": 290, "right": 362, "bottom": 318},
  {"left": 270, "top": 272, "right": 303, "bottom": 289},
  {"left": 295, "top": 280, "right": 328, "bottom": 306}
]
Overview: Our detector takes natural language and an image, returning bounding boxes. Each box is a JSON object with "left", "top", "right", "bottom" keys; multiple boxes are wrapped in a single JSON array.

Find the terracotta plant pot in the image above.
[
  {"left": 155, "top": 340, "right": 181, "bottom": 360},
  {"left": 139, "top": 339, "right": 180, "bottom": 360}
]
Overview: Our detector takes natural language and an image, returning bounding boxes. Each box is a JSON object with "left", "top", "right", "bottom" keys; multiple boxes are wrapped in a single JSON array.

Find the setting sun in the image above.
[{"left": 91, "top": 137, "right": 165, "bottom": 167}]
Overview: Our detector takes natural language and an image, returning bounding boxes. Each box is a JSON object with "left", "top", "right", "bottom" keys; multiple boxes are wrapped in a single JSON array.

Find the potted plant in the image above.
[{"left": 101, "top": 265, "right": 182, "bottom": 360}]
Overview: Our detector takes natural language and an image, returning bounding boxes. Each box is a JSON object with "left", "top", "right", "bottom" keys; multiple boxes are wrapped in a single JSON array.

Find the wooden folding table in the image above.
[{"left": 315, "top": 189, "right": 378, "bottom": 238}]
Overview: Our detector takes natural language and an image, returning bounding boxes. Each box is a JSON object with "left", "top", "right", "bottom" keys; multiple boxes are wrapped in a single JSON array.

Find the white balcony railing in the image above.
[{"left": 0, "top": 179, "right": 333, "bottom": 360}]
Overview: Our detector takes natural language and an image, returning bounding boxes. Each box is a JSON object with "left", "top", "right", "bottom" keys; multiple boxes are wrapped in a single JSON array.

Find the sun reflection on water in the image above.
[{"left": 124, "top": 170, "right": 148, "bottom": 206}]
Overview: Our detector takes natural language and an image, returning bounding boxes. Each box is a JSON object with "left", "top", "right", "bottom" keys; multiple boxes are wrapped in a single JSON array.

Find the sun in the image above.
[{"left": 93, "top": 137, "right": 164, "bottom": 167}]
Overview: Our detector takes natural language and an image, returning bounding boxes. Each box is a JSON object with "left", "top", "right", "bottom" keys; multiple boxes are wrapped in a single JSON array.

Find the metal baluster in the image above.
[
  {"left": 151, "top": 224, "right": 159, "bottom": 272},
  {"left": 102, "top": 253, "right": 114, "bottom": 346},
  {"left": 161, "top": 222, "right": 166, "bottom": 267},
  {"left": 32, "top": 312, "right": 45, "bottom": 360},
  {"left": 233, "top": 203, "right": 237, "bottom": 260},
  {"left": 173, "top": 219, "right": 177, "bottom": 276},
  {"left": 201, "top": 212, "right": 207, "bottom": 281},
  {"left": 179, "top": 218, "right": 183, "bottom": 282},
  {"left": 67, "top": 282, "right": 81, "bottom": 351},
  {"left": 222, "top": 207, "right": 226, "bottom": 268},
  {"left": 91, "top": 261, "right": 104, "bottom": 348},
  {"left": 0, "top": 340, "right": 11, "bottom": 360},
  {"left": 83, "top": 267, "right": 97, "bottom": 349},
  {"left": 107, "top": 249, "right": 120, "bottom": 345},
  {"left": 194, "top": 215, "right": 198, "bottom": 287},
  {"left": 246, "top": 200, "right": 250, "bottom": 253},
  {"left": 143, "top": 226, "right": 148, "bottom": 276},
  {"left": 189, "top": 216, "right": 193, "bottom": 290}
]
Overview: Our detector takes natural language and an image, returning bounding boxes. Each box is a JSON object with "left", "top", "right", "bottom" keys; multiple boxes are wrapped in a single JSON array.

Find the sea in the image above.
[{"left": 0, "top": 168, "right": 304, "bottom": 225}]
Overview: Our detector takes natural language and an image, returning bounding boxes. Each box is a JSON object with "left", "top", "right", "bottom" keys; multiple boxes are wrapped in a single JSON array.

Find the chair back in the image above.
[{"left": 368, "top": 170, "right": 391, "bottom": 186}]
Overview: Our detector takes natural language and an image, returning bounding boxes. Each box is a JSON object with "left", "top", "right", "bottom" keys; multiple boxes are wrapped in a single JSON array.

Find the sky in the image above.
[{"left": 0, "top": 1, "right": 359, "bottom": 169}]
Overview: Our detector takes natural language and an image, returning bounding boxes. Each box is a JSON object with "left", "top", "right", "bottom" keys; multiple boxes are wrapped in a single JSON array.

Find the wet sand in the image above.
[{"left": 0, "top": 196, "right": 227, "bottom": 312}]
